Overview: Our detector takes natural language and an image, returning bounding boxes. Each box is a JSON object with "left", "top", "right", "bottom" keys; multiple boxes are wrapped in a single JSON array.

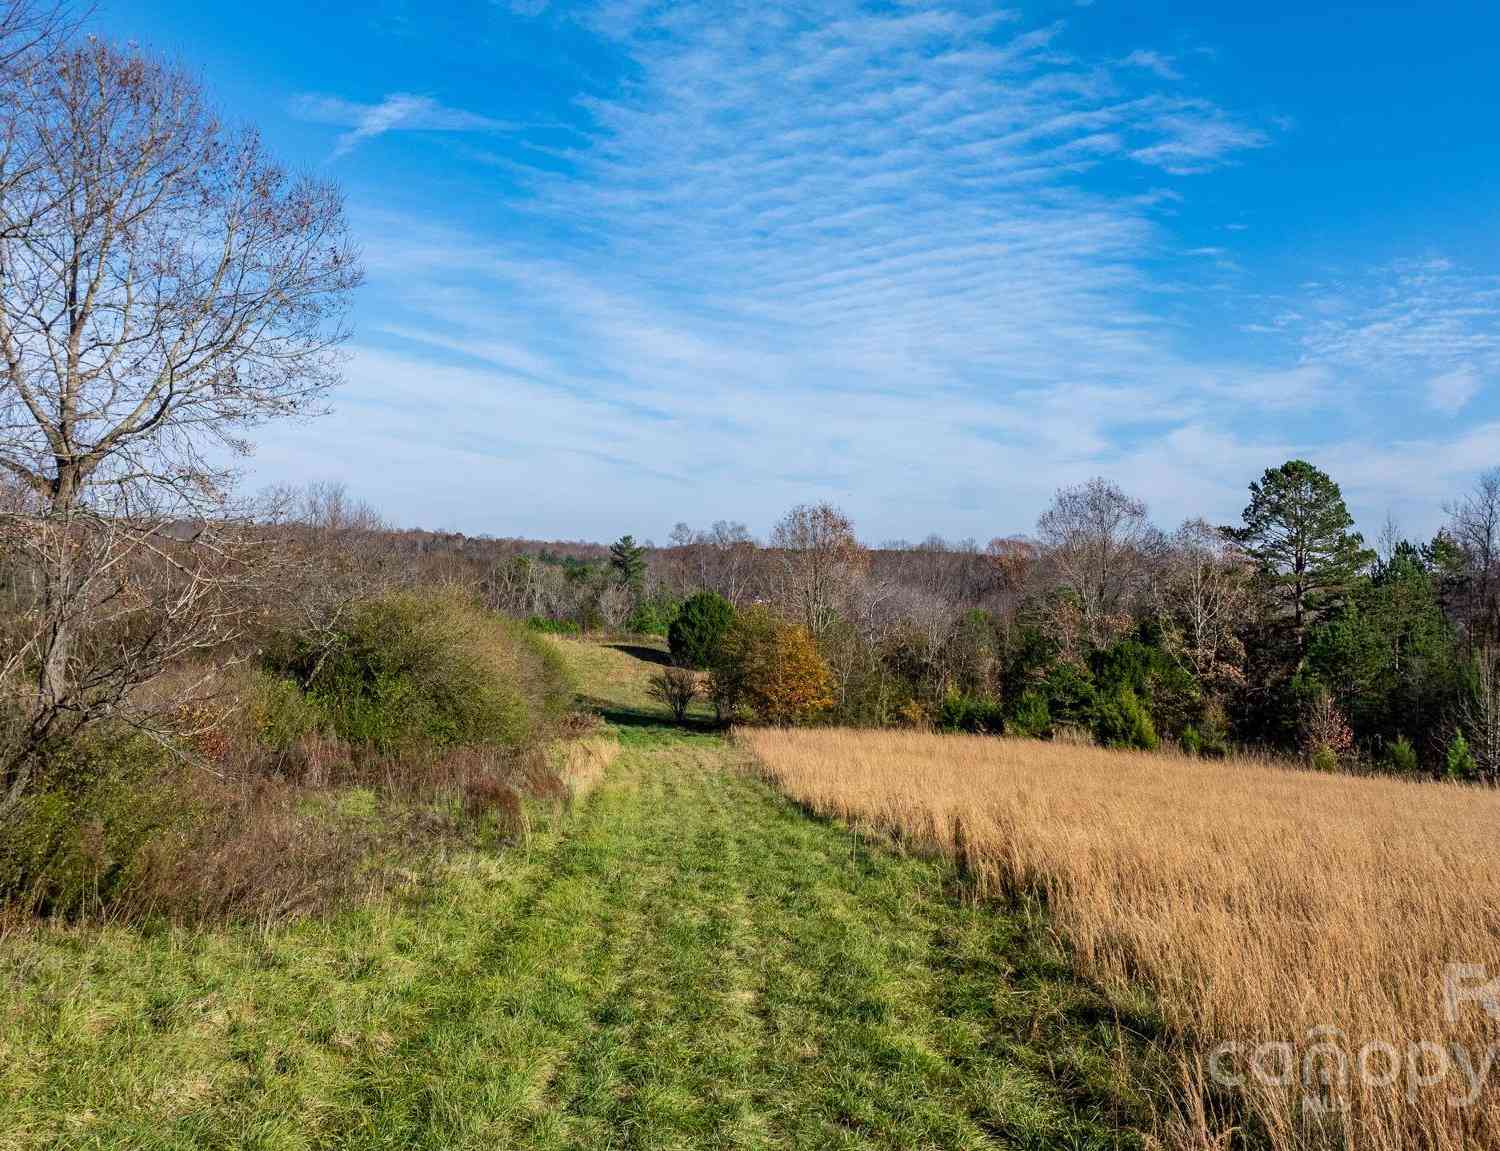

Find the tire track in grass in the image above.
[
  {"left": 23, "top": 725, "right": 1140, "bottom": 1150},
  {"left": 720, "top": 759, "right": 1137, "bottom": 1151},
  {"left": 167, "top": 819, "right": 585, "bottom": 1151},
  {"left": 321, "top": 776, "right": 649, "bottom": 1150},
  {"left": 729, "top": 771, "right": 996, "bottom": 1150},
  {"left": 546, "top": 735, "right": 773, "bottom": 1150},
  {"left": 526, "top": 741, "right": 693, "bottom": 1150}
]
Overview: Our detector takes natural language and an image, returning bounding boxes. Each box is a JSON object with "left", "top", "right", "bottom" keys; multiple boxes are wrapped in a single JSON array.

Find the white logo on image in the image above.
[{"left": 1444, "top": 964, "right": 1500, "bottom": 1023}]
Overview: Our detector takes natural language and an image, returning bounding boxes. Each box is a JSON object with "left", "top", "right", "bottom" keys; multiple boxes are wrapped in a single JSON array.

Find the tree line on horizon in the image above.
[{"left": 492, "top": 459, "right": 1500, "bottom": 779}]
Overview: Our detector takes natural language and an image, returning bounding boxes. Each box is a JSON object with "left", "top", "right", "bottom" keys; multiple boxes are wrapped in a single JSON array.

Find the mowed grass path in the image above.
[{"left": 0, "top": 640, "right": 1143, "bottom": 1150}]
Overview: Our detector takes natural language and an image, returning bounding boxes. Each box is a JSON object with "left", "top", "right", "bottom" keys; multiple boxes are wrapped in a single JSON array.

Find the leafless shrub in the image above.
[
  {"left": 125, "top": 776, "right": 386, "bottom": 926},
  {"left": 461, "top": 776, "right": 527, "bottom": 842},
  {"left": 648, "top": 666, "right": 700, "bottom": 721}
]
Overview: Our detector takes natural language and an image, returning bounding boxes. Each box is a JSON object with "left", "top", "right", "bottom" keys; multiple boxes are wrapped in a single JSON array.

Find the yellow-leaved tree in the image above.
[{"left": 712, "top": 606, "right": 832, "bottom": 726}]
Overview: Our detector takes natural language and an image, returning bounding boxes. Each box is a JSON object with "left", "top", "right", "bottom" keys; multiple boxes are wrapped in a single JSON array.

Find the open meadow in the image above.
[
  {"left": 742, "top": 728, "right": 1500, "bottom": 1150},
  {"left": 0, "top": 640, "right": 1149, "bottom": 1151}
]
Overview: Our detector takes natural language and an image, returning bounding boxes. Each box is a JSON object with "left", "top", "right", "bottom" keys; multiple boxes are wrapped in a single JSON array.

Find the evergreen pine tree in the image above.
[
  {"left": 1226, "top": 460, "right": 1374, "bottom": 654},
  {"left": 609, "top": 534, "right": 647, "bottom": 590}
]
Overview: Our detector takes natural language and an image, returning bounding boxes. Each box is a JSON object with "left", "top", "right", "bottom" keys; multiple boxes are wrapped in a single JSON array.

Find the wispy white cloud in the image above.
[
  {"left": 1262, "top": 259, "right": 1500, "bottom": 424},
  {"left": 1296, "top": 259, "right": 1500, "bottom": 372},
  {"left": 282, "top": 3, "right": 1488, "bottom": 540},
  {"left": 1428, "top": 365, "right": 1483, "bottom": 414},
  {"left": 1128, "top": 104, "right": 1269, "bottom": 174},
  {"left": 1120, "top": 48, "right": 1181, "bottom": 80},
  {"left": 518, "top": 3, "right": 1271, "bottom": 401},
  {"left": 290, "top": 92, "right": 518, "bottom": 157}
]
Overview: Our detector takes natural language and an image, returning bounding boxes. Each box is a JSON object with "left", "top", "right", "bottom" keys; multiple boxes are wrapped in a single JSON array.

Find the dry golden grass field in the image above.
[{"left": 741, "top": 728, "right": 1500, "bottom": 1151}]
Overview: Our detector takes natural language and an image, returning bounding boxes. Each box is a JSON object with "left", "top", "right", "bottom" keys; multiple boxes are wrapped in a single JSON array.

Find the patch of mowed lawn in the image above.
[{"left": 0, "top": 722, "right": 1147, "bottom": 1149}]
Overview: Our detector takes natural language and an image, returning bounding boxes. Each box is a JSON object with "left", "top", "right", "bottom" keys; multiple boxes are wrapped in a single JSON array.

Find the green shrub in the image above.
[
  {"left": 1043, "top": 662, "right": 1098, "bottom": 731},
  {"left": 251, "top": 672, "right": 329, "bottom": 752},
  {"left": 1310, "top": 745, "right": 1340, "bottom": 773},
  {"left": 712, "top": 606, "right": 832, "bottom": 726},
  {"left": 273, "top": 591, "right": 573, "bottom": 754},
  {"left": 1384, "top": 735, "right": 1419, "bottom": 775},
  {"left": 1446, "top": 731, "right": 1478, "bottom": 780},
  {"left": 1094, "top": 686, "right": 1159, "bottom": 751},
  {"left": 938, "top": 690, "right": 1005, "bottom": 734},
  {"left": 627, "top": 595, "right": 680, "bottom": 637},
  {"left": 526, "top": 615, "right": 580, "bottom": 636},
  {"left": 1181, "top": 711, "right": 1230, "bottom": 758},
  {"left": 1090, "top": 631, "right": 1199, "bottom": 742},
  {"left": 668, "top": 591, "right": 736, "bottom": 669},
  {"left": 1007, "top": 690, "right": 1051, "bottom": 739},
  {"left": 0, "top": 729, "right": 186, "bottom": 918},
  {"left": 1196, "top": 703, "right": 1232, "bottom": 759}
]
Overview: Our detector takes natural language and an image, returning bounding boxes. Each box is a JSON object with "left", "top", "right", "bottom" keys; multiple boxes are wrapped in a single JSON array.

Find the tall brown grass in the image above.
[{"left": 741, "top": 728, "right": 1500, "bottom": 1151}]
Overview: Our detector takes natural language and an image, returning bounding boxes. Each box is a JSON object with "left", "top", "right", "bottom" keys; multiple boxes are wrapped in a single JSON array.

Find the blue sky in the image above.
[{"left": 90, "top": 0, "right": 1500, "bottom": 543}]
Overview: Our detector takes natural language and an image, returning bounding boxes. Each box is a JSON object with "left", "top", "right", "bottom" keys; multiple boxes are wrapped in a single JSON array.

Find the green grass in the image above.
[
  {"left": 543, "top": 635, "right": 718, "bottom": 725},
  {"left": 0, "top": 640, "right": 1148, "bottom": 1150}
]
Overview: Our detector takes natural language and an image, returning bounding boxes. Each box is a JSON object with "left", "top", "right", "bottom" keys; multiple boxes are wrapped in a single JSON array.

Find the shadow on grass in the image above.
[
  {"left": 919, "top": 904, "right": 1164, "bottom": 1141},
  {"left": 581, "top": 697, "right": 722, "bottom": 734},
  {"left": 607, "top": 643, "right": 673, "bottom": 667}
]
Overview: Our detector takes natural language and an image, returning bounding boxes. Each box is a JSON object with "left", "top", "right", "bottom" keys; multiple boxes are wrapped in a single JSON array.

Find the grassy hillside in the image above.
[
  {"left": 542, "top": 634, "right": 718, "bottom": 724},
  {"left": 0, "top": 636, "right": 1147, "bottom": 1150}
]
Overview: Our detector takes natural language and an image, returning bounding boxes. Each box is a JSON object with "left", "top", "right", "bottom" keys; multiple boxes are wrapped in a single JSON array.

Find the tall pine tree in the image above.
[
  {"left": 609, "top": 535, "right": 647, "bottom": 591},
  {"left": 1226, "top": 460, "right": 1374, "bottom": 655}
]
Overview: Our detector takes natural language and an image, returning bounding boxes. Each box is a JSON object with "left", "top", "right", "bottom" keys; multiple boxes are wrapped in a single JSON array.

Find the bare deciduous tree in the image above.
[
  {"left": 0, "top": 38, "right": 360, "bottom": 812},
  {"left": 0, "top": 2, "right": 69, "bottom": 215},
  {"left": 595, "top": 581, "right": 633, "bottom": 631},
  {"left": 1154, "top": 519, "right": 1250, "bottom": 693},
  {"left": 484, "top": 552, "right": 555, "bottom": 619},
  {"left": 258, "top": 481, "right": 395, "bottom": 677},
  {"left": 770, "top": 502, "right": 866, "bottom": 639},
  {"left": 668, "top": 519, "right": 758, "bottom": 606},
  {"left": 1036, "top": 478, "right": 1159, "bottom": 648},
  {"left": 1444, "top": 468, "right": 1500, "bottom": 649},
  {"left": 1457, "top": 647, "right": 1500, "bottom": 784}
]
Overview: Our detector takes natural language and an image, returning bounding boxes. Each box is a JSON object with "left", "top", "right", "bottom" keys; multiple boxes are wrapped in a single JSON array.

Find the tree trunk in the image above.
[
  {"left": 1, "top": 464, "right": 82, "bottom": 820},
  {"left": 38, "top": 461, "right": 80, "bottom": 708}
]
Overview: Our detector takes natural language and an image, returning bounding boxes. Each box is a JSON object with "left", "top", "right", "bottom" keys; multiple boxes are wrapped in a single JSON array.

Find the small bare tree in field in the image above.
[
  {"left": 0, "top": 36, "right": 360, "bottom": 813},
  {"left": 647, "top": 666, "right": 699, "bottom": 723}
]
